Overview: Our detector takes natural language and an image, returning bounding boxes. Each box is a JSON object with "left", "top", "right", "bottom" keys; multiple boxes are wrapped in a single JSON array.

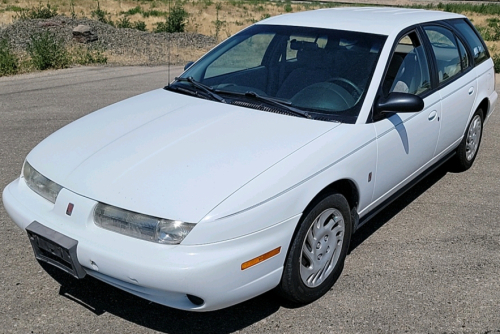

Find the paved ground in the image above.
[{"left": 1, "top": 66, "right": 499, "bottom": 334}]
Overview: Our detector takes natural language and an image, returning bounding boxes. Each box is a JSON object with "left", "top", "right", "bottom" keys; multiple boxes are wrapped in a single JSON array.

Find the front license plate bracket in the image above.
[{"left": 26, "top": 221, "right": 86, "bottom": 279}]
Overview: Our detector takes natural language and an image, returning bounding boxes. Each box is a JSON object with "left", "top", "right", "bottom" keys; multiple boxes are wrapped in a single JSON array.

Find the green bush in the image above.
[
  {"left": 0, "top": 38, "right": 19, "bottom": 76},
  {"left": 142, "top": 9, "right": 168, "bottom": 18},
  {"left": 133, "top": 20, "right": 147, "bottom": 31},
  {"left": 91, "top": 1, "right": 114, "bottom": 26},
  {"left": 476, "top": 19, "right": 500, "bottom": 42},
  {"left": 117, "top": 16, "right": 132, "bottom": 28},
  {"left": 27, "top": 31, "right": 69, "bottom": 70},
  {"left": 122, "top": 5, "right": 142, "bottom": 16},
  {"left": 284, "top": 2, "right": 292, "bottom": 13},
  {"left": 16, "top": 2, "right": 58, "bottom": 20},
  {"left": 74, "top": 45, "right": 107, "bottom": 65},
  {"left": 411, "top": 2, "right": 500, "bottom": 15},
  {"left": 154, "top": 3, "right": 188, "bottom": 33},
  {"left": 212, "top": 2, "right": 225, "bottom": 40},
  {"left": 5, "top": 5, "right": 24, "bottom": 12},
  {"left": 493, "top": 53, "right": 500, "bottom": 73}
]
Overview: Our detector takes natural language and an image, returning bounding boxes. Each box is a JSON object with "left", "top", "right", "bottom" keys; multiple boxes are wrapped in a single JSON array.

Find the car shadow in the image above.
[
  {"left": 349, "top": 163, "right": 449, "bottom": 252},
  {"left": 41, "top": 260, "right": 285, "bottom": 334},
  {"left": 39, "top": 163, "right": 449, "bottom": 333}
]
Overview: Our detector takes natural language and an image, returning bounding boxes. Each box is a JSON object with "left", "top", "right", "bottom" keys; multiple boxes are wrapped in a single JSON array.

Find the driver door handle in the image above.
[{"left": 428, "top": 110, "right": 437, "bottom": 121}]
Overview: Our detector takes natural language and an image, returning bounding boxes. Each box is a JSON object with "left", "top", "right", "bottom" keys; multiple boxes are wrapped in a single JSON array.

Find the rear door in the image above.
[{"left": 422, "top": 25, "right": 477, "bottom": 156}]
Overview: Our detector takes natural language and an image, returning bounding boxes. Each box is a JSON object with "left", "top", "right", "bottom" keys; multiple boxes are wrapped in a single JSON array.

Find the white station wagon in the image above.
[{"left": 3, "top": 7, "right": 497, "bottom": 311}]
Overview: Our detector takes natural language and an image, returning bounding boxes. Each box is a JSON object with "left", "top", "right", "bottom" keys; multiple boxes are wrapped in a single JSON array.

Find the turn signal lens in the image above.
[{"left": 241, "top": 247, "right": 281, "bottom": 270}]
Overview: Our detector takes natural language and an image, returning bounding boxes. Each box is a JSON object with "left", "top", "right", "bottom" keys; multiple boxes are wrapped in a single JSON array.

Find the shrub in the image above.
[
  {"left": 91, "top": 1, "right": 114, "bottom": 26},
  {"left": 167, "top": 3, "right": 188, "bottom": 32},
  {"left": 133, "top": 20, "right": 147, "bottom": 31},
  {"left": 143, "top": 9, "right": 168, "bottom": 18},
  {"left": 122, "top": 5, "right": 142, "bottom": 16},
  {"left": 16, "top": 2, "right": 58, "bottom": 20},
  {"left": 0, "top": 38, "right": 19, "bottom": 76},
  {"left": 476, "top": 19, "right": 500, "bottom": 42},
  {"left": 27, "top": 31, "right": 69, "bottom": 70},
  {"left": 212, "top": 3, "right": 225, "bottom": 40},
  {"left": 154, "top": 3, "right": 188, "bottom": 33},
  {"left": 284, "top": 2, "right": 292, "bottom": 13},
  {"left": 73, "top": 45, "right": 107, "bottom": 65},
  {"left": 493, "top": 53, "right": 500, "bottom": 73},
  {"left": 411, "top": 2, "right": 500, "bottom": 15},
  {"left": 117, "top": 16, "right": 132, "bottom": 29}
]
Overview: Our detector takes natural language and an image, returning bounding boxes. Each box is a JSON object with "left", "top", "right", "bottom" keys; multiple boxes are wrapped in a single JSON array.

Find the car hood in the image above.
[{"left": 28, "top": 89, "right": 338, "bottom": 223}]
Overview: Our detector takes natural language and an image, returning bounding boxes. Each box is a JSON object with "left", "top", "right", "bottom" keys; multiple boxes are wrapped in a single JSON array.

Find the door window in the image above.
[
  {"left": 382, "top": 31, "right": 431, "bottom": 96},
  {"left": 424, "top": 26, "right": 462, "bottom": 83}
]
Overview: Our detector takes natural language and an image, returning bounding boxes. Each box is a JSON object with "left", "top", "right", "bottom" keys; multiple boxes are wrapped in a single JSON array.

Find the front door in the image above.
[{"left": 371, "top": 30, "right": 442, "bottom": 207}]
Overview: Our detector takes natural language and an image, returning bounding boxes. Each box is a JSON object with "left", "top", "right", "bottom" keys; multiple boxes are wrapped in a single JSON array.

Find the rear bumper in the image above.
[{"left": 3, "top": 178, "right": 298, "bottom": 311}]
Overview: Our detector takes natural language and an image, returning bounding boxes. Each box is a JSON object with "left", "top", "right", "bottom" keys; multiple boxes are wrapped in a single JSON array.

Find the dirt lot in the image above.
[{"left": 0, "top": 65, "right": 500, "bottom": 333}]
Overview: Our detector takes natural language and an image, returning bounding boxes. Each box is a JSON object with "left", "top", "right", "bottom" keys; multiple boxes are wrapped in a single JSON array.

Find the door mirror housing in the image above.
[
  {"left": 184, "top": 61, "right": 194, "bottom": 71},
  {"left": 375, "top": 92, "right": 424, "bottom": 114}
]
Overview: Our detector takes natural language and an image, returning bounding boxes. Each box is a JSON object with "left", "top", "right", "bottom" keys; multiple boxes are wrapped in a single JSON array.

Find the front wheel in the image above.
[
  {"left": 278, "top": 193, "right": 352, "bottom": 304},
  {"left": 451, "top": 109, "right": 483, "bottom": 172}
]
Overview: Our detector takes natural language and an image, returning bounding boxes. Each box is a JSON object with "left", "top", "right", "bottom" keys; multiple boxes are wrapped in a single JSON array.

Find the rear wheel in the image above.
[
  {"left": 278, "top": 193, "right": 352, "bottom": 304},
  {"left": 451, "top": 109, "right": 483, "bottom": 172}
]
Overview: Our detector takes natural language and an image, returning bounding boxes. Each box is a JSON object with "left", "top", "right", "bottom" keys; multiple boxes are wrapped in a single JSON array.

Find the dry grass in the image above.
[
  {"left": 2, "top": 0, "right": 500, "bottom": 66},
  {"left": 0, "top": 0, "right": 317, "bottom": 37},
  {"left": 461, "top": 13, "right": 500, "bottom": 54}
]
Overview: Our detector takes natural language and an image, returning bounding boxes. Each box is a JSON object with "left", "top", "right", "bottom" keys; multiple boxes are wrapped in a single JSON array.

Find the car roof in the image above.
[{"left": 259, "top": 7, "right": 465, "bottom": 36}]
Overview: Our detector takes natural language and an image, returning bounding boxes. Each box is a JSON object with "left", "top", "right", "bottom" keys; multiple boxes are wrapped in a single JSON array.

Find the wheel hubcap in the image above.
[
  {"left": 300, "top": 208, "right": 345, "bottom": 288},
  {"left": 465, "top": 115, "right": 482, "bottom": 162}
]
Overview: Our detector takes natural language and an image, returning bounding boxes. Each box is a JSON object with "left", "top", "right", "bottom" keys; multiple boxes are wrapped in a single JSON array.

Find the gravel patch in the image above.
[{"left": 0, "top": 16, "right": 217, "bottom": 65}]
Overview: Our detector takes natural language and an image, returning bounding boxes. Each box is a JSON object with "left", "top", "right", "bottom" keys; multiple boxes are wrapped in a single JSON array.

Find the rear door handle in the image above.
[{"left": 469, "top": 87, "right": 474, "bottom": 95}]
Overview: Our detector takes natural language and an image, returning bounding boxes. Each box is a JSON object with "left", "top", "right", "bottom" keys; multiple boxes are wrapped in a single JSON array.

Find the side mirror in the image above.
[
  {"left": 375, "top": 92, "right": 424, "bottom": 113},
  {"left": 184, "top": 61, "right": 194, "bottom": 71}
]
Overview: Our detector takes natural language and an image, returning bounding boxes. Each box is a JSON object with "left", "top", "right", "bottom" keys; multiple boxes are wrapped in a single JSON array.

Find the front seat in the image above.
[
  {"left": 276, "top": 43, "right": 331, "bottom": 99},
  {"left": 390, "top": 50, "right": 422, "bottom": 95}
]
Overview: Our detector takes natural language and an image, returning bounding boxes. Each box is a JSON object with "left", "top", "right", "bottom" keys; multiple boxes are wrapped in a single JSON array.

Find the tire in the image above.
[
  {"left": 451, "top": 109, "right": 483, "bottom": 172},
  {"left": 278, "top": 193, "right": 352, "bottom": 304}
]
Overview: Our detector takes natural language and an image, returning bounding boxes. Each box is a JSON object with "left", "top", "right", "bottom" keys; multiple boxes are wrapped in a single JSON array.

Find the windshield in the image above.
[{"left": 171, "top": 24, "right": 386, "bottom": 123}]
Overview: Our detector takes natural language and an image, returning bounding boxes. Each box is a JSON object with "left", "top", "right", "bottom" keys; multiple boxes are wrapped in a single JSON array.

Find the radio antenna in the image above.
[{"left": 167, "top": 0, "right": 171, "bottom": 84}]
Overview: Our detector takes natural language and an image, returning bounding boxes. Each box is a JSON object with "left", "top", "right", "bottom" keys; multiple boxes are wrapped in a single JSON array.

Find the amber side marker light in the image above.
[{"left": 241, "top": 247, "right": 281, "bottom": 270}]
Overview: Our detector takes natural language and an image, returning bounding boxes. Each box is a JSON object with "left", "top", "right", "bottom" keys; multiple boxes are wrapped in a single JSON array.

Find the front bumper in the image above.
[{"left": 3, "top": 178, "right": 299, "bottom": 311}]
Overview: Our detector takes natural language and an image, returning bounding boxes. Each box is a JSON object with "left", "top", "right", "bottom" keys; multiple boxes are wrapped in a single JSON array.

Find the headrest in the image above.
[{"left": 290, "top": 39, "right": 318, "bottom": 51}]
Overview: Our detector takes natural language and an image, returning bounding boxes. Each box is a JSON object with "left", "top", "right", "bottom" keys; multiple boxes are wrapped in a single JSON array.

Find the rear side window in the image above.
[
  {"left": 449, "top": 19, "right": 488, "bottom": 65},
  {"left": 424, "top": 26, "right": 462, "bottom": 84}
]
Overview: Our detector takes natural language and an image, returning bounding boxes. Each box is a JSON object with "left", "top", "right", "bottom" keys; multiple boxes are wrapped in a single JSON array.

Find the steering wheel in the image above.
[{"left": 328, "top": 78, "right": 362, "bottom": 96}]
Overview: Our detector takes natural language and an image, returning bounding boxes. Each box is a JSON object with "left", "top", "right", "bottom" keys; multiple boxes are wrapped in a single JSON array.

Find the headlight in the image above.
[
  {"left": 94, "top": 203, "right": 196, "bottom": 244},
  {"left": 22, "top": 161, "right": 62, "bottom": 204}
]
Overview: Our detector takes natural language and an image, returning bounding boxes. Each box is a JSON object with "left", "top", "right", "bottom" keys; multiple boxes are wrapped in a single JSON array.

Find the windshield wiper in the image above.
[
  {"left": 241, "top": 91, "right": 311, "bottom": 119},
  {"left": 171, "top": 77, "right": 226, "bottom": 103},
  {"left": 214, "top": 89, "right": 311, "bottom": 119}
]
